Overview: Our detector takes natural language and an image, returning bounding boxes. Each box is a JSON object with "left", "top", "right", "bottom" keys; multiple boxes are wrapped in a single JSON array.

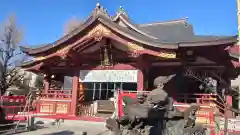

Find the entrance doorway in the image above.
[
  {"left": 79, "top": 70, "right": 138, "bottom": 101},
  {"left": 78, "top": 70, "right": 138, "bottom": 117},
  {"left": 83, "top": 82, "right": 137, "bottom": 101}
]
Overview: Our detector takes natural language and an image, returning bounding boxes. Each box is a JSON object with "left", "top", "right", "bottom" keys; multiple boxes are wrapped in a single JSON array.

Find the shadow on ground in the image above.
[
  {"left": 11, "top": 125, "right": 47, "bottom": 134},
  {"left": 43, "top": 130, "right": 74, "bottom": 135}
]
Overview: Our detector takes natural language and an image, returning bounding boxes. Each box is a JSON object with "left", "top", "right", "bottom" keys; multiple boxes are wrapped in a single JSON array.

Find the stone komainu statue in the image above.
[{"left": 105, "top": 74, "right": 206, "bottom": 135}]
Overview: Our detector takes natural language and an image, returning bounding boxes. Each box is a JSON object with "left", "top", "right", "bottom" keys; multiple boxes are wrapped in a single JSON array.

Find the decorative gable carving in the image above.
[{"left": 87, "top": 24, "right": 111, "bottom": 40}]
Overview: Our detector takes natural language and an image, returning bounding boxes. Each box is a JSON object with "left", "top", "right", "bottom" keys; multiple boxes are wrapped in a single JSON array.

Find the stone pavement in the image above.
[{"left": 16, "top": 120, "right": 110, "bottom": 135}]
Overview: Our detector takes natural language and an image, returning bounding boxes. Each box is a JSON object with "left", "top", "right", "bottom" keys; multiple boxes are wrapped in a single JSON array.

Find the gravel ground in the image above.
[{"left": 16, "top": 120, "right": 110, "bottom": 135}]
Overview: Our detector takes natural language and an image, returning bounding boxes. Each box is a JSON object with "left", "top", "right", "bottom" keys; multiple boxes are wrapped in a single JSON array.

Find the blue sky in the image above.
[{"left": 0, "top": 0, "right": 238, "bottom": 47}]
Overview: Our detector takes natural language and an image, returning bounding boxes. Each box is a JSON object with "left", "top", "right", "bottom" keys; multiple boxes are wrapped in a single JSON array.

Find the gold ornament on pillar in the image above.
[
  {"left": 103, "top": 46, "right": 110, "bottom": 65},
  {"left": 101, "top": 43, "right": 113, "bottom": 66},
  {"left": 78, "top": 82, "right": 84, "bottom": 101}
]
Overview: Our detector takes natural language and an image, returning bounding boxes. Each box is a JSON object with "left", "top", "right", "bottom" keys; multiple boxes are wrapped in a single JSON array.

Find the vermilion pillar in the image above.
[
  {"left": 226, "top": 95, "right": 233, "bottom": 117},
  {"left": 137, "top": 70, "right": 144, "bottom": 91},
  {"left": 71, "top": 69, "right": 79, "bottom": 116},
  {"left": 137, "top": 56, "right": 144, "bottom": 91}
]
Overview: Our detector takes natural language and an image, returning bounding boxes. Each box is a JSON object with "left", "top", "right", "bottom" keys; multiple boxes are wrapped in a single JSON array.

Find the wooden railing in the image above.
[
  {"left": 174, "top": 93, "right": 217, "bottom": 105},
  {"left": 77, "top": 100, "right": 115, "bottom": 117},
  {"left": 119, "top": 91, "right": 217, "bottom": 106},
  {"left": 175, "top": 93, "right": 236, "bottom": 118},
  {"left": 39, "top": 90, "right": 72, "bottom": 100},
  {"left": 78, "top": 102, "right": 95, "bottom": 116},
  {"left": 0, "top": 96, "right": 27, "bottom": 121},
  {"left": 118, "top": 91, "right": 218, "bottom": 125},
  {"left": 34, "top": 90, "right": 73, "bottom": 115},
  {"left": 36, "top": 90, "right": 226, "bottom": 120}
]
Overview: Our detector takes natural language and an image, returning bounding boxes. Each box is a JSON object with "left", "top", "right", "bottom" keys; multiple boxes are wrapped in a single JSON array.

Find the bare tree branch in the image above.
[
  {"left": 0, "top": 14, "right": 25, "bottom": 95},
  {"left": 184, "top": 67, "right": 224, "bottom": 83},
  {"left": 184, "top": 67, "right": 240, "bottom": 134},
  {"left": 63, "top": 17, "right": 82, "bottom": 35}
]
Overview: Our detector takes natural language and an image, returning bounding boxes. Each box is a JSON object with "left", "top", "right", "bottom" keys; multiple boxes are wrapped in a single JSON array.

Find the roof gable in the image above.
[
  {"left": 20, "top": 3, "right": 237, "bottom": 56},
  {"left": 139, "top": 18, "right": 195, "bottom": 42}
]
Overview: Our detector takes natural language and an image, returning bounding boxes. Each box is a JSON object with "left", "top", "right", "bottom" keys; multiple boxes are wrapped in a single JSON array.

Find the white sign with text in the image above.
[{"left": 79, "top": 70, "right": 138, "bottom": 82}]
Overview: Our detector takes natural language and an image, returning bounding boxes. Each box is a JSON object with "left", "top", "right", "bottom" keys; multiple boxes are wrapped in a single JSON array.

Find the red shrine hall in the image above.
[{"left": 20, "top": 4, "right": 239, "bottom": 122}]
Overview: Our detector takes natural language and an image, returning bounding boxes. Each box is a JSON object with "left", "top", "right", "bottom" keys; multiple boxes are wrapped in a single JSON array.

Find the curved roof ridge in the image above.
[
  {"left": 20, "top": 3, "right": 107, "bottom": 54},
  {"left": 20, "top": 3, "right": 107, "bottom": 52},
  {"left": 139, "top": 17, "right": 188, "bottom": 27},
  {"left": 178, "top": 35, "right": 237, "bottom": 47},
  {"left": 116, "top": 14, "right": 159, "bottom": 39},
  {"left": 19, "top": 3, "right": 237, "bottom": 56},
  {"left": 20, "top": 15, "right": 94, "bottom": 53}
]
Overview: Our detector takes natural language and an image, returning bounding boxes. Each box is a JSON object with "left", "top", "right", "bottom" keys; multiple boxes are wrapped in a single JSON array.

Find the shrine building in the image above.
[{"left": 20, "top": 4, "right": 239, "bottom": 121}]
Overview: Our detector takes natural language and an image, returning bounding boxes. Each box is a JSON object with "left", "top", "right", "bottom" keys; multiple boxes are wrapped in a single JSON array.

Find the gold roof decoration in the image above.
[
  {"left": 34, "top": 45, "right": 71, "bottom": 61},
  {"left": 117, "top": 6, "right": 128, "bottom": 18},
  {"left": 35, "top": 56, "right": 46, "bottom": 61},
  {"left": 157, "top": 52, "right": 176, "bottom": 59},
  {"left": 127, "top": 42, "right": 144, "bottom": 51},
  {"left": 127, "top": 42, "right": 176, "bottom": 59},
  {"left": 92, "top": 3, "right": 110, "bottom": 18},
  {"left": 56, "top": 45, "right": 71, "bottom": 54},
  {"left": 87, "top": 24, "right": 111, "bottom": 40}
]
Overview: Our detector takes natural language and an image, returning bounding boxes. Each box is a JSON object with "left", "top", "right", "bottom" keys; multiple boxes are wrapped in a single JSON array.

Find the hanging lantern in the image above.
[{"left": 51, "top": 75, "right": 55, "bottom": 78}]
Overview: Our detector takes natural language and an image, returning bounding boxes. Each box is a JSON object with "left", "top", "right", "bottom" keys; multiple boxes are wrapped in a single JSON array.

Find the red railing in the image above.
[
  {"left": 117, "top": 91, "right": 216, "bottom": 121},
  {"left": 39, "top": 90, "right": 72, "bottom": 99},
  {"left": 1, "top": 96, "right": 26, "bottom": 105},
  {"left": 117, "top": 91, "right": 240, "bottom": 134},
  {"left": 174, "top": 93, "right": 217, "bottom": 104},
  {"left": 0, "top": 96, "right": 27, "bottom": 121},
  {"left": 117, "top": 91, "right": 217, "bottom": 106},
  {"left": 35, "top": 90, "right": 73, "bottom": 115},
  {"left": 78, "top": 102, "right": 95, "bottom": 116}
]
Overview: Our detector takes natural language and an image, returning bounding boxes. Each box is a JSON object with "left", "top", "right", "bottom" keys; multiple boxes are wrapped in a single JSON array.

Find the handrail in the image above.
[
  {"left": 120, "top": 91, "right": 217, "bottom": 96},
  {"left": 214, "top": 99, "right": 239, "bottom": 117},
  {"left": 47, "top": 90, "right": 72, "bottom": 94},
  {"left": 175, "top": 93, "right": 217, "bottom": 105},
  {"left": 176, "top": 93, "right": 217, "bottom": 96},
  {"left": 39, "top": 89, "right": 73, "bottom": 99},
  {"left": 39, "top": 93, "right": 72, "bottom": 99},
  {"left": 120, "top": 91, "right": 217, "bottom": 103},
  {"left": 1, "top": 96, "right": 25, "bottom": 99}
]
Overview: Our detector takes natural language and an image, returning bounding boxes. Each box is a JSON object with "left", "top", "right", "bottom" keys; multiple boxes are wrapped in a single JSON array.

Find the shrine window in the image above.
[
  {"left": 122, "top": 83, "right": 137, "bottom": 91},
  {"left": 79, "top": 70, "right": 138, "bottom": 101},
  {"left": 63, "top": 76, "right": 73, "bottom": 90},
  {"left": 62, "top": 72, "right": 74, "bottom": 90},
  {"left": 83, "top": 82, "right": 137, "bottom": 101}
]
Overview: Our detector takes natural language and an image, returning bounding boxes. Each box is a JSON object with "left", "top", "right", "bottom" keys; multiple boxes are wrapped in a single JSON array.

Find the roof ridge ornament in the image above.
[
  {"left": 117, "top": 6, "right": 128, "bottom": 18},
  {"left": 92, "top": 2, "right": 110, "bottom": 18}
]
